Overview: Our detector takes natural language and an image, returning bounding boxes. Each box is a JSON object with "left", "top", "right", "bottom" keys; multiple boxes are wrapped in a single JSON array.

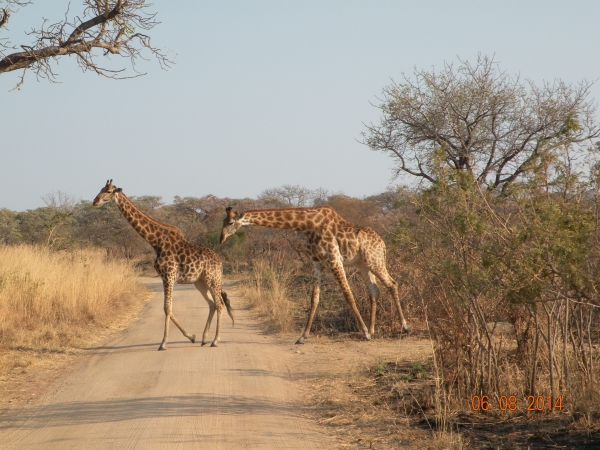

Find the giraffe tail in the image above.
[{"left": 222, "top": 291, "right": 235, "bottom": 326}]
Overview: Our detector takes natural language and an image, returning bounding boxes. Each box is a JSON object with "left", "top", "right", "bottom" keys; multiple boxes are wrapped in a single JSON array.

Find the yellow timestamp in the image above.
[{"left": 471, "top": 395, "right": 564, "bottom": 412}]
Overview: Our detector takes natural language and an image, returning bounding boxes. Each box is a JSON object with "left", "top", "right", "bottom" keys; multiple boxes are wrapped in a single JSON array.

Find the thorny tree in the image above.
[
  {"left": 363, "top": 55, "right": 600, "bottom": 192},
  {"left": 259, "top": 185, "right": 317, "bottom": 207},
  {"left": 0, "top": 0, "right": 170, "bottom": 89},
  {"left": 367, "top": 56, "right": 600, "bottom": 422}
]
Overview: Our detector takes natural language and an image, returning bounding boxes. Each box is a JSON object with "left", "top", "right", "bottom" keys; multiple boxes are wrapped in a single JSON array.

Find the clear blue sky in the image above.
[{"left": 2, "top": 1, "right": 599, "bottom": 211}]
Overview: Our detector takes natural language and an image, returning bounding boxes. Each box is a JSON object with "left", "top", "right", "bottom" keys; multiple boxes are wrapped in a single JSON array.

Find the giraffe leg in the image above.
[
  {"left": 169, "top": 315, "right": 197, "bottom": 343},
  {"left": 158, "top": 274, "right": 174, "bottom": 351},
  {"left": 371, "top": 266, "right": 409, "bottom": 333},
  {"left": 159, "top": 272, "right": 196, "bottom": 351},
  {"left": 329, "top": 258, "right": 371, "bottom": 340},
  {"left": 357, "top": 263, "right": 380, "bottom": 336},
  {"left": 296, "top": 261, "right": 323, "bottom": 344},
  {"left": 207, "top": 284, "right": 224, "bottom": 347},
  {"left": 194, "top": 279, "right": 216, "bottom": 346}
]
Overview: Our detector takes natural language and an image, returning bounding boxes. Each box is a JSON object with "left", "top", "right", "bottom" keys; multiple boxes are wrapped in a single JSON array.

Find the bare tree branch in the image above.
[
  {"left": 0, "top": 0, "right": 171, "bottom": 88},
  {"left": 0, "top": 8, "right": 8, "bottom": 29},
  {"left": 363, "top": 55, "right": 600, "bottom": 191}
]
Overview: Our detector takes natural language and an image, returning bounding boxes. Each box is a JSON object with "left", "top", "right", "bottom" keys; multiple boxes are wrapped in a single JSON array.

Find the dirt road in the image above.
[{"left": 0, "top": 278, "right": 332, "bottom": 449}]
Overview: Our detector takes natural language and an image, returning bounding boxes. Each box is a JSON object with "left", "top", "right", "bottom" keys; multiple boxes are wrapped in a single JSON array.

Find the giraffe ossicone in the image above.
[
  {"left": 221, "top": 205, "right": 409, "bottom": 344},
  {"left": 93, "top": 179, "right": 233, "bottom": 350}
]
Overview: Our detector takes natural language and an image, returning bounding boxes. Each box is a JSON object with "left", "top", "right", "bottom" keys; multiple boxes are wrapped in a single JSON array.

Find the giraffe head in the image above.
[
  {"left": 92, "top": 179, "right": 123, "bottom": 206},
  {"left": 220, "top": 206, "right": 243, "bottom": 244}
]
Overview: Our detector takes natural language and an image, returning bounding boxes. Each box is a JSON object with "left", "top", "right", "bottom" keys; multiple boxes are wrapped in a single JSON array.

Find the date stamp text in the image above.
[{"left": 471, "top": 395, "right": 564, "bottom": 412}]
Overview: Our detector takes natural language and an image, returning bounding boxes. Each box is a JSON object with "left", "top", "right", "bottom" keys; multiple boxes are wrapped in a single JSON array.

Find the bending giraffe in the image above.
[
  {"left": 220, "top": 205, "right": 409, "bottom": 344},
  {"left": 93, "top": 180, "right": 233, "bottom": 350}
]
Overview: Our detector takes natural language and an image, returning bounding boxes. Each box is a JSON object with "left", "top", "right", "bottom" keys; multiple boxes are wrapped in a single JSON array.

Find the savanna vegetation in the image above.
[
  {"left": 0, "top": 244, "right": 148, "bottom": 407},
  {"left": 361, "top": 55, "right": 600, "bottom": 447},
  {"left": 0, "top": 245, "right": 142, "bottom": 350},
  {"left": 3, "top": 54, "right": 600, "bottom": 446}
]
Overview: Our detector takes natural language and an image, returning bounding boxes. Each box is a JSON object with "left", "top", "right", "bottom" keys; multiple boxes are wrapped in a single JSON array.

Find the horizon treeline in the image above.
[{"left": 0, "top": 184, "right": 406, "bottom": 265}]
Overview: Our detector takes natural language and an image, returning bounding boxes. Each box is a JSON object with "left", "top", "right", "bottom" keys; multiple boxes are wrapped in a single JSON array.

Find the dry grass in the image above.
[
  {"left": 0, "top": 245, "right": 149, "bottom": 377},
  {"left": 282, "top": 334, "right": 454, "bottom": 449},
  {"left": 239, "top": 258, "right": 297, "bottom": 333},
  {"left": 238, "top": 255, "right": 600, "bottom": 446},
  {"left": 239, "top": 259, "right": 464, "bottom": 447}
]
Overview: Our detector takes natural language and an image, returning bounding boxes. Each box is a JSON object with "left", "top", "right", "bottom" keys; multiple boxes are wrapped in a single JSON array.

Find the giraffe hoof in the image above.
[
  {"left": 158, "top": 345, "right": 167, "bottom": 351},
  {"left": 295, "top": 337, "right": 305, "bottom": 345},
  {"left": 363, "top": 333, "right": 372, "bottom": 341},
  {"left": 210, "top": 342, "right": 218, "bottom": 347},
  {"left": 190, "top": 334, "right": 196, "bottom": 344},
  {"left": 402, "top": 324, "right": 411, "bottom": 333},
  {"left": 201, "top": 341, "right": 208, "bottom": 346}
]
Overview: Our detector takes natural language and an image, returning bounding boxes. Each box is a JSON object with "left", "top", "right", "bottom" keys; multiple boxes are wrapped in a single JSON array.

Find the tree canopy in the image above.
[{"left": 363, "top": 55, "right": 600, "bottom": 191}]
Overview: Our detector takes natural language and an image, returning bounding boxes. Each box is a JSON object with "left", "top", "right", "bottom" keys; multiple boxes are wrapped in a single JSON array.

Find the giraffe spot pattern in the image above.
[
  {"left": 93, "top": 184, "right": 231, "bottom": 349},
  {"left": 222, "top": 205, "right": 408, "bottom": 336}
]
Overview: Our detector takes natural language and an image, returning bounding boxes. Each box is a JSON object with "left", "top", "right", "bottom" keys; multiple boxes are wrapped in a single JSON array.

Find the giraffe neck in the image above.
[
  {"left": 240, "top": 207, "right": 334, "bottom": 232},
  {"left": 115, "top": 193, "right": 181, "bottom": 248}
]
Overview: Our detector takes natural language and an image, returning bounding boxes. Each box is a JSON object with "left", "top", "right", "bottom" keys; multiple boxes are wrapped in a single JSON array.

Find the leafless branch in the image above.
[
  {"left": 0, "top": 0, "right": 172, "bottom": 88},
  {"left": 363, "top": 54, "right": 600, "bottom": 191},
  {"left": 7, "top": 64, "right": 24, "bottom": 90}
]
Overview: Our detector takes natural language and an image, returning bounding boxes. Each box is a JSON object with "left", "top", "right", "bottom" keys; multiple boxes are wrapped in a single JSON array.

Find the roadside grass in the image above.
[
  {"left": 236, "top": 256, "right": 388, "bottom": 338},
  {"left": 299, "top": 344, "right": 468, "bottom": 450},
  {"left": 237, "top": 258, "right": 462, "bottom": 448},
  {"left": 0, "top": 245, "right": 150, "bottom": 382},
  {"left": 300, "top": 345, "right": 597, "bottom": 449},
  {"left": 238, "top": 258, "right": 297, "bottom": 333},
  {"left": 237, "top": 258, "right": 600, "bottom": 448},
  {"left": 328, "top": 355, "right": 600, "bottom": 449}
]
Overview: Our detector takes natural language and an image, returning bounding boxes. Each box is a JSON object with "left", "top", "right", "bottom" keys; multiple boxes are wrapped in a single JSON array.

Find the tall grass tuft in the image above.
[
  {"left": 240, "top": 258, "right": 296, "bottom": 333},
  {"left": 0, "top": 245, "right": 147, "bottom": 352}
]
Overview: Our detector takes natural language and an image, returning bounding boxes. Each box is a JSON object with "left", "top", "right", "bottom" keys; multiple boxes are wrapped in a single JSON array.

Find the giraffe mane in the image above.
[
  {"left": 119, "top": 192, "right": 183, "bottom": 235},
  {"left": 240, "top": 205, "right": 335, "bottom": 214}
]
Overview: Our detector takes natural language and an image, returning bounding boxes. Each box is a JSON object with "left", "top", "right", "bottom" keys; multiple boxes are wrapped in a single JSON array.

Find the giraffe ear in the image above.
[{"left": 226, "top": 207, "right": 234, "bottom": 220}]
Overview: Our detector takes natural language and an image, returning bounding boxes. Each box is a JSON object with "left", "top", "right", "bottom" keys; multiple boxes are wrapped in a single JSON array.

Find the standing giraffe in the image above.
[
  {"left": 220, "top": 205, "right": 409, "bottom": 344},
  {"left": 93, "top": 180, "right": 233, "bottom": 350}
]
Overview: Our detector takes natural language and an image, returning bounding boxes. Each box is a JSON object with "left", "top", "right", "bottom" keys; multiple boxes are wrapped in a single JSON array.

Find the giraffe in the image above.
[
  {"left": 93, "top": 180, "right": 233, "bottom": 350},
  {"left": 220, "top": 205, "right": 409, "bottom": 344}
]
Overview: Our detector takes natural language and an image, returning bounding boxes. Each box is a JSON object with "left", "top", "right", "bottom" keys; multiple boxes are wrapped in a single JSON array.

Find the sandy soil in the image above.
[
  {"left": 282, "top": 334, "right": 435, "bottom": 449},
  {"left": 0, "top": 278, "right": 335, "bottom": 449}
]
